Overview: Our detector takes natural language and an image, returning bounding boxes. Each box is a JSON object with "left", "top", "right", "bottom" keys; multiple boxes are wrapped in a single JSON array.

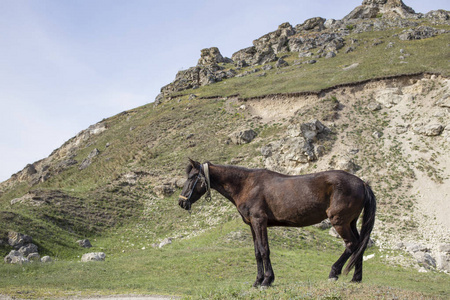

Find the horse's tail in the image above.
[{"left": 344, "top": 182, "right": 377, "bottom": 275}]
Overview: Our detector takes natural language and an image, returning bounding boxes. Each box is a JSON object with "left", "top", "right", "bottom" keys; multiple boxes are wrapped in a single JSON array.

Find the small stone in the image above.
[
  {"left": 27, "top": 253, "right": 41, "bottom": 262},
  {"left": 367, "top": 102, "right": 381, "bottom": 111},
  {"left": 41, "top": 256, "right": 52, "bottom": 263},
  {"left": 159, "top": 238, "right": 173, "bottom": 248},
  {"left": 372, "top": 131, "right": 382, "bottom": 139}
]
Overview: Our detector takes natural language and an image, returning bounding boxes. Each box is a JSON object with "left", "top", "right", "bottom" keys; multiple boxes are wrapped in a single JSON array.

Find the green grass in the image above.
[{"left": 1, "top": 218, "right": 449, "bottom": 299}]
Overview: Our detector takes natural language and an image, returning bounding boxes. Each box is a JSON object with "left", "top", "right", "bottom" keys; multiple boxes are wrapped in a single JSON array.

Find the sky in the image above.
[{"left": 0, "top": 0, "right": 448, "bottom": 182}]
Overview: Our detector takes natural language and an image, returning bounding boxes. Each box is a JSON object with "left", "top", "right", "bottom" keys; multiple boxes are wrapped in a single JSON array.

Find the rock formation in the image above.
[
  {"left": 156, "top": 0, "right": 449, "bottom": 104},
  {"left": 344, "top": 0, "right": 416, "bottom": 20}
]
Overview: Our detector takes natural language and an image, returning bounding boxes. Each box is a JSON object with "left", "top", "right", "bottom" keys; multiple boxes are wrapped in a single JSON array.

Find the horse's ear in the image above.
[{"left": 188, "top": 158, "right": 200, "bottom": 169}]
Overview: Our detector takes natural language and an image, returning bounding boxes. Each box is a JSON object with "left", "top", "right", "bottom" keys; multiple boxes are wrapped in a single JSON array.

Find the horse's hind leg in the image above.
[
  {"left": 328, "top": 219, "right": 359, "bottom": 281},
  {"left": 349, "top": 218, "right": 363, "bottom": 282}
]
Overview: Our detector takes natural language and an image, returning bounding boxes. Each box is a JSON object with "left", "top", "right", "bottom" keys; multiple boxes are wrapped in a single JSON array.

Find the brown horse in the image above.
[{"left": 178, "top": 159, "right": 376, "bottom": 287}]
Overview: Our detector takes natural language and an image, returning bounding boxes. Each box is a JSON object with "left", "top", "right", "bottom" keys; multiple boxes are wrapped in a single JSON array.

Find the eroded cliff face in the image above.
[{"left": 238, "top": 74, "right": 450, "bottom": 270}]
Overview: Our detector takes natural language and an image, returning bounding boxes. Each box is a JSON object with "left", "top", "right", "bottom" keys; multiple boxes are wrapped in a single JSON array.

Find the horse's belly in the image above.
[{"left": 268, "top": 201, "right": 328, "bottom": 227}]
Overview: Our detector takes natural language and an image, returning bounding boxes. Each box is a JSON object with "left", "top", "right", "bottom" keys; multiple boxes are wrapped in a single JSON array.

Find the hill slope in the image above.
[{"left": 1, "top": 0, "right": 450, "bottom": 298}]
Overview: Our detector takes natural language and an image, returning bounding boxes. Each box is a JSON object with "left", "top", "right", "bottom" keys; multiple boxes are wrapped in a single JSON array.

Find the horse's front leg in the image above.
[
  {"left": 250, "top": 226, "right": 264, "bottom": 287},
  {"left": 251, "top": 217, "right": 274, "bottom": 287}
]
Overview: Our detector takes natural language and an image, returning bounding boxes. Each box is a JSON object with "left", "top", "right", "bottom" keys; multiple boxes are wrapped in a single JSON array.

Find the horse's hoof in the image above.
[
  {"left": 328, "top": 277, "right": 338, "bottom": 282},
  {"left": 253, "top": 278, "right": 263, "bottom": 287},
  {"left": 261, "top": 278, "right": 274, "bottom": 287}
]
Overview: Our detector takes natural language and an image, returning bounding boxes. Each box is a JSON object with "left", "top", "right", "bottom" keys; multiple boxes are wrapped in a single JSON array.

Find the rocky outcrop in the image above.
[
  {"left": 296, "top": 17, "right": 326, "bottom": 32},
  {"left": 398, "top": 242, "right": 450, "bottom": 272},
  {"left": 262, "top": 120, "right": 329, "bottom": 174},
  {"left": 198, "top": 47, "right": 226, "bottom": 66},
  {"left": 160, "top": 47, "right": 236, "bottom": 98},
  {"left": 253, "top": 22, "right": 295, "bottom": 55},
  {"left": 7, "top": 231, "right": 32, "bottom": 249},
  {"left": 79, "top": 148, "right": 100, "bottom": 170},
  {"left": 3, "top": 232, "right": 50, "bottom": 264},
  {"left": 155, "top": 0, "right": 449, "bottom": 102},
  {"left": 344, "top": 0, "right": 416, "bottom": 20},
  {"left": 425, "top": 10, "right": 450, "bottom": 22}
]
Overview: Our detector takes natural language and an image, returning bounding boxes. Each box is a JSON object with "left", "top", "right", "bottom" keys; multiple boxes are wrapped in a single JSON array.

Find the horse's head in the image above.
[{"left": 178, "top": 158, "right": 209, "bottom": 210}]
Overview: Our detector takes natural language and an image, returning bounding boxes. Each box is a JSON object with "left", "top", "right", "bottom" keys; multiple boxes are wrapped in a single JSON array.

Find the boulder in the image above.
[
  {"left": 8, "top": 231, "right": 32, "bottom": 249},
  {"left": 27, "top": 252, "right": 41, "bottom": 262},
  {"left": 77, "top": 239, "right": 92, "bottom": 248},
  {"left": 435, "top": 253, "right": 450, "bottom": 272},
  {"left": 275, "top": 58, "right": 289, "bottom": 68},
  {"left": 81, "top": 252, "right": 106, "bottom": 262},
  {"left": 4, "top": 250, "right": 28, "bottom": 264},
  {"left": 437, "top": 94, "right": 450, "bottom": 108},
  {"left": 18, "top": 243, "right": 38, "bottom": 257},
  {"left": 230, "top": 129, "right": 257, "bottom": 145},
  {"left": 314, "top": 219, "right": 332, "bottom": 230},
  {"left": 413, "top": 123, "right": 444, "bottom": 136},
  {"left": 325, "top": 51, "right": 336, "bottom": 59},
  {"left": 298, "top": 17, "right": 325, "bottom": 31},
  {"left": 300, "top": 119, "right": 326, "bottom": 141},
  {"left": 403, "top": 242, "right": 428, "bottom": 253},
  {"left": 413, "top": 252, "right": 436, "bottom": 269},
  {"left": 375, "top": 88, "right": 403, "bottom": 108}
]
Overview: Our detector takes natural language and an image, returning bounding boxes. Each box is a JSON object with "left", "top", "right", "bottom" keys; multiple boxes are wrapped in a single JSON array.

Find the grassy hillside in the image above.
[{"left": 0, "top": 15, "right": 449, "bottom": 299}]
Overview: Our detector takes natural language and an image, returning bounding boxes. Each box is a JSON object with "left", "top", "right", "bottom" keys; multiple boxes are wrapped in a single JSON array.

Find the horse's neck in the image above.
[{"left": 209, "top": 164, "right": 245, "bottom": 204}]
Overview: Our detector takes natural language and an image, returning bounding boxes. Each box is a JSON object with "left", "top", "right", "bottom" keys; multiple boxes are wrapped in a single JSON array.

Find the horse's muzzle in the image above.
[{"left": 178, "top": 198, "right": 190, "bottom": 210}]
